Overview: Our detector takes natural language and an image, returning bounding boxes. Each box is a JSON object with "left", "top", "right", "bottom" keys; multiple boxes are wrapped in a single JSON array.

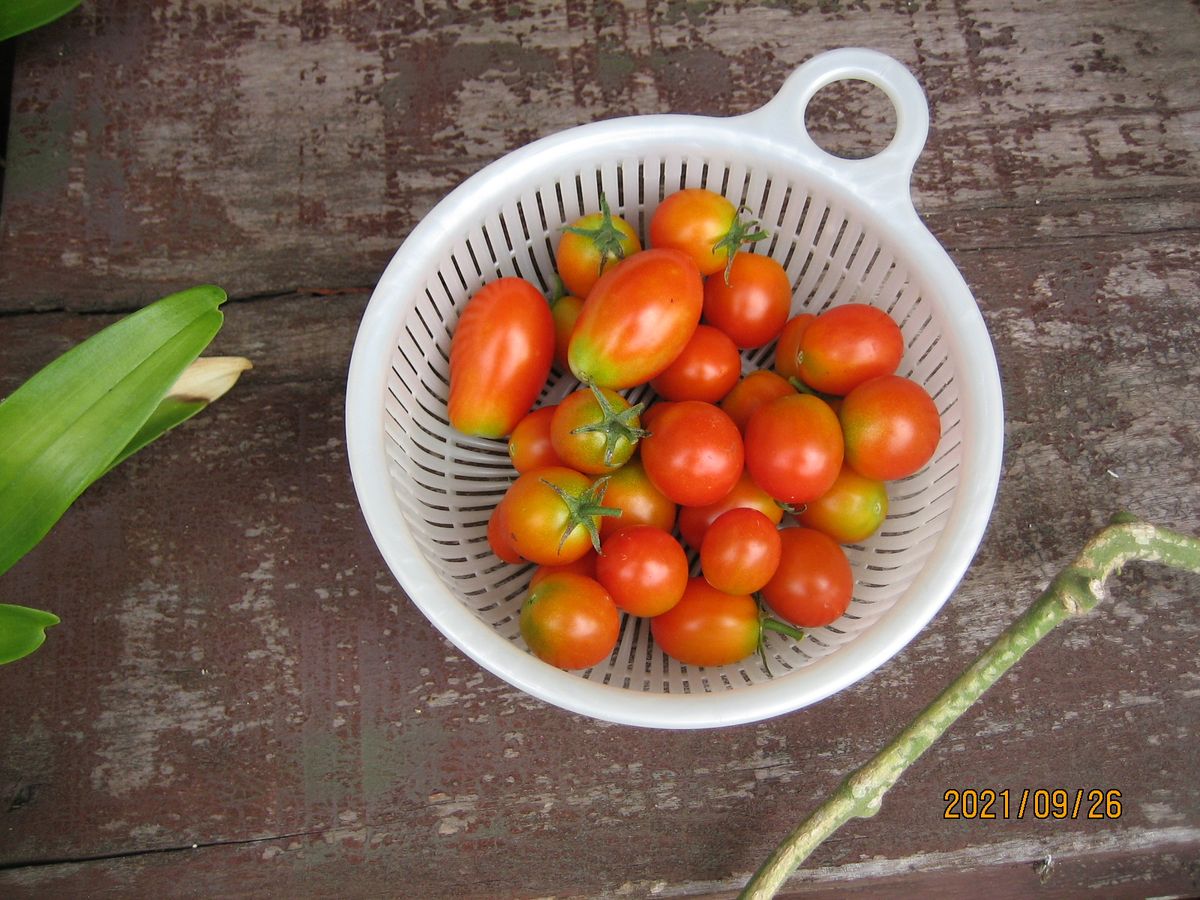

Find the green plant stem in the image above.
[{"left": 740, "top": 513, "right": 1200, "bottom": 900}]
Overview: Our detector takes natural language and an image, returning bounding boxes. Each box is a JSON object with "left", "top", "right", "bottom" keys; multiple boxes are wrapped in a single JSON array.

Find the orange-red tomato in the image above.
[
  {"left": 550, "top": 293, "right": 585, "bottom": 371},
  {"left": 449, "top": 277, "right": 555, "bottom": 438},
  {"left": 798, "top": 303, "right": 904, "bottom": 395},
  {"left": 508, "top": 406, "right": 564, "bottom": 474},
  {"left": 650, "top": 324, "right": 742, "bottom": 403},
  {"left": 519, "top": 572, "right": 620, "bottom": 670},
  {"left": 529, "top": 548, "right": 598, "bottom": 589},
  {"left": 799, "top": 465, "right": 889, "bottom": 544},
  {"left": 640, "top": 400, "right": 744, "bottom": 507},
  {"left": 744, "top": 394, "right": 843, "bottom": 505},
  {"left": 597, "top": 459, "right": 677, "bottom": 539},
  {"left": 761, "top": 527, "right": 854, "bottom": 628},
  {"left": 487, "top": 497, "right": 524, "bottom": 564},
  {"left": 840, "top": 375, "right": 941, "bottom": 481},
  {"left": 503, "top": 466, "right": 617, "bottom": 566},
  {"left": 676, "top": 467, "right": 784, "bottom": 552},
  {"left": 550, "top": 385, "right": 645, "bottom": 475},
  {"left": 720, "top": 369, "right": 797, "bottom": 432},
  {"left": 649, "top": 188, "right": 767, "bottom": 279},
  {"left": 596, "top": 526, "right": 689, "bottom": 617},
  {"left": 773, "top": 312, "right": 815, "bottom": 381},
  {"left": 555, "top": 199, "right": 641, "bottom": 299},
  {"left": 700, "top": 507, "right": 783, "bottom": 595},
  {"left": 650, "top": 577, "right": 760, "bottom": 667},
  {"left": 702, "top": 252, "right": 792, "bottom": 348}
]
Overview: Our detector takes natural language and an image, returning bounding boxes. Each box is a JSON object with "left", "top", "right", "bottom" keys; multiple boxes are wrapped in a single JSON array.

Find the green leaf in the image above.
[
  {"left": 0, "top": 285, "right": 228, "bottom": 578},
  {"left": 0, "top": 603, "right": 59, "bottom": 664},
  {"left": 0, "top": 0, "right": 83, "bottom": 42}
]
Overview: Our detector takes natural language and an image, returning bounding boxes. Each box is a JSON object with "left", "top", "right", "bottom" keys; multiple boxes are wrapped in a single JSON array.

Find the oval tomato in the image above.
[
  {"left": 519, "top": 572, "right": 620, "bottom": 670},
  {"left": 640, "top": 400, "right": 744, "bottom": 507},
  {"left": 550, "top": 385, "right": 646, "bottom": 475},
  {"left": 503, "top": 466, "right": 619, "bottom": 566},
  {"left": 761, "top": 527, "right": 854, "bottom": 628},
  {"left": 650, "top": 577, "right": 761, "bottom": 667},
  {"left": 568, "top": 248, "right": 704, "bottom": 389},
  {"left": 744, "top": 394, "right": 843, "bottom": 505},
  {"left": 555, "top": 196, "right": 641, "bottom": 299},
  {"left": 550, "top": 293, "right": 585, "bottom": 371},
  {"left": 700, "top": 507, "right": 782, "bottom": 595},
  {"left": 676, "top": 467, "right": 783, "bottom": 552},
  {"left": 702, "top": 252, "right": 792, "bottom": 348},
  {"left": 649, "top": 324, "right": 742, "bottom": 403},
  {"left": 799, "top": 464, "right": 888, "bottom": 544},
  {"left": 773, "top": 312, "right": 815, "bottom": 381},
  {"left": 840, "top": 375, "right": 941, "bottom": 481},
  {"left": 487, "top": 497, "right": 523, "bottom": 564},
  {"left": 449, "top": 277, "right": 555, "bottom": 438},
  {"left": 798, "top": 303, "right": 904, "bottom": 395},
  {"left": 719, "top": 369, "right": 797, "bottom": 432},
  {"left": 649, "top": 188, "right": 768, "bottom": 280},
  {"left": 597, "top": 458, "right": 677, "bottom": 539},
  {"left": 595, "top": 525, "right": 689, "bottom": 617},
  {"left": 508, "top": 406, "right": 564, "bottom": 474}
]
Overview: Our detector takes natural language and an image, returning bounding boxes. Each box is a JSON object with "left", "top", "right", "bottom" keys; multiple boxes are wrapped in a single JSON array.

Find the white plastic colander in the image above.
[{"left": 345, "top": 48, "right": 1004, "bottom": 730}]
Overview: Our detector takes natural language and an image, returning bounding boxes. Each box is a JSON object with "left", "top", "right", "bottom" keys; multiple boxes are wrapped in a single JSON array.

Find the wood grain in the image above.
[{"left": 1, "top": 0, "right": 1198, "bottom": 897}]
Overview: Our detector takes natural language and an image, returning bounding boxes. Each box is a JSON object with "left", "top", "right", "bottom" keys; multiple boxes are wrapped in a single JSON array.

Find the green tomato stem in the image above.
[
  {"left": 542, "top": 475, "right": 622, "bottom": 555},
  {"left": 561, "top": 193, "right": 631, "bottom": 280},
  {"left": 569, "top": 383, "right": 650, "bottom": 468},
  {"left": 739, "top": 513, "right": 1200, "bottom": 899},
  {"left": 713, "top": 207, "right": 771, "bottom": 285}
]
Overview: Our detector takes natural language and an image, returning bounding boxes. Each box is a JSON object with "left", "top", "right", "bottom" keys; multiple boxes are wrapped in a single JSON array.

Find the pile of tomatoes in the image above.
[{"left": 447, "top": 188, "right": 941, "bottom": 672}]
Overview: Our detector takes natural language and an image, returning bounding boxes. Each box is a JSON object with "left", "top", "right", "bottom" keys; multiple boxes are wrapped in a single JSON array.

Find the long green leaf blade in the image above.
[
  {"left": 0, "top": 0, "right": 82, "bottom": 42},
  {"left": 0, "top": 285, "right": 227, "bottom": 577},
  {"left": 0, "top": 604, "right": 59, "bottom": 664}
]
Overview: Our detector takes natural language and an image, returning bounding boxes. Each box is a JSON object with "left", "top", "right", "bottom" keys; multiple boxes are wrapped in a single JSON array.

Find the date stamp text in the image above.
[{"left": 943, "top": 788, "right": 1123, "bottom": 820}]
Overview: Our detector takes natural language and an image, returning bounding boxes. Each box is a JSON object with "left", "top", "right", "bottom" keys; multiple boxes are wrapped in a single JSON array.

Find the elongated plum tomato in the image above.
[
  {"left": 761, "top": 527, "right": 854, "bottom": 628},
  {"left": 744, "top": 393, "right": 843, "bottom": 505},
  {"left": 568, "top": 248, "right": 704, "bottom": 390},
  {"left": 502, "top": 466, "right": 619, "bottom": 566},
  {"left": 798, "top": 303, "right": 904, "bottom": 395},
  {"left": 640, "top": 400, "right": 744, "bottom": 507},
  {"left": 519, "top": 572, "right": 620, "bottom": 670},
  {"left": 840, "top": 375, "right": 941, "bottom": 481},
  {"left": 555, "top": 196, "right": 641, "bottom": 299},
  {"left": 449, "top": 277, "right": 554, "bottom": 438},
  {"left": 650, "top": 577, "right": 760, "bottom": 667}
]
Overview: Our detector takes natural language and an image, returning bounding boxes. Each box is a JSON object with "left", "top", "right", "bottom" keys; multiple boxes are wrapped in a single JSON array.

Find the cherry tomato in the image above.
[
  {"left": 508, "top": 406, "right": 564, "bottom": 474},
  {"left": 502, "top": 466, "right": 618, "bottom": 566},
  {"left": 650, "top": 577, "right": 761, "bottom": 667},
  {"left": 519, "top": 572, "right": 620, "bottom": 670},
  {"left": 700, "top": 507, "right": 782, "bottom": 595},
  {"left": 719, "top": 369, "right": 797, "bottom": 432},
  {"left": 649, "top": 324, "right": 742, "bottom": 403},
  {"left": 487, "top": 497, "right": 524, "bottom": 564},
  {"left": 649, "top": 188, "right": 768, "bottom": 280},
  {"left": 529, "top": 548, "right": 598, "bottom": 589},
  {"left": 840, "top": 375, "right": 941, "bottom": 481},
  {"left": 550, "top": 384, "right": 646, "bottom": 475},
  {"left": 595, "top": 526, "right": 689, "bottom": 617},
  {"left": 597, "top": 458, "right": 677, "bottom": 539},
  {"left": 702, "top": 252, "right": 792, "bottom": 348},
  {"left": 449, "top": 277, "right": 555, "bottom": 438},
  {"left": 640, "top": 400, "right": 744, "bottom": 507},
  {"left": 568, "top": 248, "right": 704, "bottom": 389},
  {"left": 761, "top": 527, "right": 854, "bottom": 628},
  {"left": 773, "top": 312, "right": 815, "bottom": 381},
  {"left": 744, "top": 394, "right": 843, "bottom": 505},
  {"left": 676, "top": 467, "right": 784, "bottom": 552},
  {"left": 555, "top": 195, "right": 641, "bottom": 299},
  {"left": 798, "top": 303, "right": 904, "bottom": 395},
  {"left": 550, "top": 293, "right": 585, "bottom": 371},
  {"left": 799, "top": 465, "right": 888, "bottom": 544}
]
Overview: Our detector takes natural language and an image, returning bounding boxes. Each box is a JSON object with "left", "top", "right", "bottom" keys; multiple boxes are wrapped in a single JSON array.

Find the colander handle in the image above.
[{"left": 746, "top": 48, "right": 930, "bottom": 210}]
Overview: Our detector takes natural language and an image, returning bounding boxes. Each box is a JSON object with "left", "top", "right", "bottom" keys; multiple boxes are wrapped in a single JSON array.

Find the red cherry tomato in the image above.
[
  {"left": 650, "top": 324, "right": 742, "bottom": 403},
  {"left": 650, "top": 577, "right": 761, "bottom": 667},
  {"left": 744, "top": 394, "right": 843, "bottom": 505},
  {"left": 519, "top": 572, "right": 620, "bottom": 670},
  {"left": 529, "top": 548, "right": 598, "bottom": 589},
  {"left": 700, "top": 507, "right": 783, "bottom": 595},
  {"left": 702, "top": 252, "right": 792, "bottom": 348},
  {"left": 649, "top": 188, "right": 768, "bottom": 279},
  {"left": 640, "top": 400, "right": 744, "bottom": 507},
  {"left": 840, "top": 375, "right": 941, "bottom": 481},
  {"left": 798, "top": 303, "right": 904, "bottom": 395},
  {"left": 568, "top": 248, "right": 704, "bottom": 389},
  {"left": 799, "top": 465, "right": 888, "bottom": 544},
  {"left": 676, "top": 467, "right": 784, "bottom": 552},
  {"left": 555, "top": 196, "right": 642, "bottom": 299},
  {"left": 550, "top": 293, "right": 585, "bottom": 371},
  {"left": 595, "top": 526, "right": 689, "bottom": 617},
  {"left": 508, "top": 406, "right": 564, "bottom": 474},
  {"left": 503, "top": 466, "right": 618, "bottom": 566},
  {"left": 719, "top": 369, "right": 797, "bottom": 432},
  {"left": 597, "top": 459, "right": 677, "bottom": 539},
  {"left": 550, "top": 385, "right": 646, "bottom": 475},
  {"left": 449, "top": 277, "right": 555, "bottom": 438},
  {"left": 761, "top": 527, "right": 854, "bottom": 628},
  {"left": 773, "top": 312, "right": 815, "bottom": 381}
]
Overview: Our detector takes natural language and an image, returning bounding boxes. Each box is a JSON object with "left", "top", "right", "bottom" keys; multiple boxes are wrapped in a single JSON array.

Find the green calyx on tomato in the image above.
[
  {"left": 712, "top": 209, "right": 770, "bottom": 286},
  {"left": 540, "top": 474, "right": 622, "bottom": 555},
  {"left": 560, "top": 194, "right": 635, "bottom": 281},
  {"left": 562, "top": 383, "right": 649, "bottom": 470}
]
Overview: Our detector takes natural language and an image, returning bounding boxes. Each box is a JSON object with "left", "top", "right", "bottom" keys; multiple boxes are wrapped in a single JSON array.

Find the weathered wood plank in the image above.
[{"left": 1, "top": 0, "right": 1197, "bottom": 309}]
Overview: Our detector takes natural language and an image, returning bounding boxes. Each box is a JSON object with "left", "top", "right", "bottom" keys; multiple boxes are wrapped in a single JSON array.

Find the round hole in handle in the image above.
[{"left": 804, "top": 77, "right": 898, "bottom": 161}]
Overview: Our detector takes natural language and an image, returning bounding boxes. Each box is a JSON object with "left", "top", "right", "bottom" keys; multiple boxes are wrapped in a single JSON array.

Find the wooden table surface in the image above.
[{"left": 2, "top": 2, "right": 1198, "bottom": 897}]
